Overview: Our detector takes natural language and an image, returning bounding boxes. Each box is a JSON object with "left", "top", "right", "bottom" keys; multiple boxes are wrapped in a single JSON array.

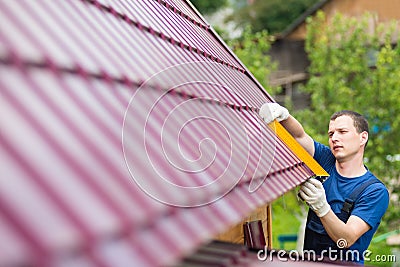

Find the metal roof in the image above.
[{"left": 0, "top": 1, "right": 321, "bottom": 266}]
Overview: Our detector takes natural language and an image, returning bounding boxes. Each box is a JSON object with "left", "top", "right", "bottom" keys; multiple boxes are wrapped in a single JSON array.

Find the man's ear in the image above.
[{"left": 360, "top": 131, "right": 368, "bottom": 146}]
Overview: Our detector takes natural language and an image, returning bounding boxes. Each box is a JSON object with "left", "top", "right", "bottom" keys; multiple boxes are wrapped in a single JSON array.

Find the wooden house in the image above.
[{"left": 270, "top": 0, "right": 400, "bottom": 109}]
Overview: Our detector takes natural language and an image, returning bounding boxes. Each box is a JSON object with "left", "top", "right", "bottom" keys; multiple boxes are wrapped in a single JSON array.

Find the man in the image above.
[{"left": 259, "top": 103, "right": 389, "bottom": 264}]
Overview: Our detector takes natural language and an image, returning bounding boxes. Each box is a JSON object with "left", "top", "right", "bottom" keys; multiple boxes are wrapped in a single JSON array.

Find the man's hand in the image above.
[
  {"left": 259, "top": 103, "right": 289, "bottom": 124},
  {"left": 299, "top": 178, "right": 330, "bottom": 217}
]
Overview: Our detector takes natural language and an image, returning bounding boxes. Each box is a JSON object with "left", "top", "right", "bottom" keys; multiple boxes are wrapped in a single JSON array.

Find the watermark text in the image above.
[{"left": 257, "top": 247, "right": 397, "bottom": 263}]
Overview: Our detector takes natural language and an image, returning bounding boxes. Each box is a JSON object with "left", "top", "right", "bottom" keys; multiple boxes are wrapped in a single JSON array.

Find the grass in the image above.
[{"left": 271, "top": 190, "right": 305, "bottom": 250}]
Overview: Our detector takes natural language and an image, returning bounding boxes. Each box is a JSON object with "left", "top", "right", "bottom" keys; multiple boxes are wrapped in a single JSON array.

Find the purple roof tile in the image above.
[{"left": 0, "top": 0, "right": 316, "bottom": 266}]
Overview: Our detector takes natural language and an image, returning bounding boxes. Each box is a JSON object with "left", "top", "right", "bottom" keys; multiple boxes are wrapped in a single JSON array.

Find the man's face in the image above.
[{"left": 328, "top": 115, "right": 367, "bottom": 162}]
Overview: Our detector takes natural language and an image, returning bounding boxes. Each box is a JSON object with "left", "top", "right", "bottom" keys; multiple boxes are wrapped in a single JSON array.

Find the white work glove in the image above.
[
  {"left": 259, "top": 103, "right": 289, "bottom": 124},
  {"left": 299, "top": 178, "right": 330, "bottom": 217}
]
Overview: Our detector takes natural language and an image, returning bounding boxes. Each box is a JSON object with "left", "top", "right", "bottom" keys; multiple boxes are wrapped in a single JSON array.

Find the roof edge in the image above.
[{"left": 275, "top": 0, "right": 331, "bottom": 40}]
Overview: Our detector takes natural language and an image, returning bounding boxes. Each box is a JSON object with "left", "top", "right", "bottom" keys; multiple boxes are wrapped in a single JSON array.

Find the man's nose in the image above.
[{"left": 331, "top": 132, "right": 339, "bottom": 141}]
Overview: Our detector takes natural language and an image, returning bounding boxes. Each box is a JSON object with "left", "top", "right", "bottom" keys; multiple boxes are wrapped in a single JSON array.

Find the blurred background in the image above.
[{"left": 190, "top": 0, "right": 400, "bottom": 266}]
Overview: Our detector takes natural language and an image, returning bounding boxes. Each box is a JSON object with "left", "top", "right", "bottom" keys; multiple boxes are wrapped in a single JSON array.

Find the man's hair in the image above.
[{"left": 330, "top": 110, "right": 369, "bottom": 134}]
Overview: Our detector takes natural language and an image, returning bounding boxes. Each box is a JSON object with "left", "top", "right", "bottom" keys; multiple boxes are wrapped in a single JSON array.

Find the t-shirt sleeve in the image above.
[
  {"left": 313, "top": 140, "right": 336, "bottom": 171},
  {"left": 351, "top": 183, "right": 389, "bottom": 229}
]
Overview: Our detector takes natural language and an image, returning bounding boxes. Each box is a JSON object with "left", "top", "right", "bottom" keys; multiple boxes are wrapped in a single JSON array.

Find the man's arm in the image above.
[
  {"left": 322, "top": 183, "right": 388, "bottom": 247},
  {"left": 280, "top": 116, "right": 315, "bottom": 156},
  {"left": 299, "top": 179, "right": 370, "bottom": 248},
  {"left": 259, "top": 103, "right": 315, "bottom": 156},
  {"left": 320, "top": 212, "right": 370, "bottom": 247}
]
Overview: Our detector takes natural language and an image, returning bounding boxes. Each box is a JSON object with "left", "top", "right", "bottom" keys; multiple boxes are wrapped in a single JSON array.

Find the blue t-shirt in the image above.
[{"left": 308, "top": 141, "right": 389, "bottom": 263}]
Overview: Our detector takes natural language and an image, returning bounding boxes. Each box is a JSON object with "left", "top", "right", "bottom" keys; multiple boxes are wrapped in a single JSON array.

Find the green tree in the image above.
[
  {"left": 296, "top": 11, "right": 400, "bottom": 235},
  {"left": 227, "top": 0, "right": 319, "bottom": 34},
  {"left": 228, "top": 26, "right": 280, "bottom": 95},
  {"left": 190, "top": 0, "right": 228, "bottom": 15}
]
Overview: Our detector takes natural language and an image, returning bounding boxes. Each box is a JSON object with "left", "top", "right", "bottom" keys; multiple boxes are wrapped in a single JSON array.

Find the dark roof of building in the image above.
[{"left": 277, "top": 0, "right": 331, "bottom": 39}]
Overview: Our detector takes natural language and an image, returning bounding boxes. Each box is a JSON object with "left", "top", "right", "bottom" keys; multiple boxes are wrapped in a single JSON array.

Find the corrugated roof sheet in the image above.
[{"left": 0, "top": 0, "right": 318, "bottom": 266}]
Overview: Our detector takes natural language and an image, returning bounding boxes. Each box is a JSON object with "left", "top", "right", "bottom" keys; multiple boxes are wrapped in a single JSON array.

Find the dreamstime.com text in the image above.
[{"left": 257, "top": 247, "right": 397, "bottom": 263}]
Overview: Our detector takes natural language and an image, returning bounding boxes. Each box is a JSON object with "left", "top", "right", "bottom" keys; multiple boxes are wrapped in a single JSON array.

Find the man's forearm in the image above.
[
  {"left": 258, "top": 103, "right": 314, "bottom": 156},
  {"left": 280, "top": 116, "right": 315, "bottom": 156},
  {"left": 320, "top": 210, "right": 351, "bottom": 246},
  {"left": 280, "top": 115, "right": 306, "bottom": 139},
  {"left": 320, "top": 210, "right": 369, "bottom": 248}
]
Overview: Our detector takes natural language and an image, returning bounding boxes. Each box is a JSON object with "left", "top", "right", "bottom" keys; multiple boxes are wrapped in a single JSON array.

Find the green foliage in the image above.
[
  {"left": 271, "top": 191, "right": 306, "bottom": 250},
  {"left": 226, "top": 0, "right": 319, "bottom": 34},
  {"left": 296, "top": 11, "right": 400, "bottom": 233},
  {"left": 367, "top": 240, "right": 397, "bottom": 267},
  {"left": 228, "top": 26, "right": 280, "bottom": 95},
  {"left": 190, "top": 0, "right": 228, "bottom": 15}
]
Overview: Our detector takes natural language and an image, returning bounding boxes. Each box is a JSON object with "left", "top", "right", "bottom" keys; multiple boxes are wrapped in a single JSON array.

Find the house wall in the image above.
[
  {"left": 269, "top": 40, "right": 309, "bottom": 76},
  {"left": 215, "top": 205, "right": 271, "bottom": 246},
  {"left": 287, "top": 0, "right": 400, "bottom": 40},
  {"left": 268, "top": 40, "right": 311, "bottom": 110}
]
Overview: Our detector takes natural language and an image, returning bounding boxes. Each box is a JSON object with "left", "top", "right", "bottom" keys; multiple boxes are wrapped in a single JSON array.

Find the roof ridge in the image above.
[{"left": 276, "top": 0, "right": 331, "bottom": 39}]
